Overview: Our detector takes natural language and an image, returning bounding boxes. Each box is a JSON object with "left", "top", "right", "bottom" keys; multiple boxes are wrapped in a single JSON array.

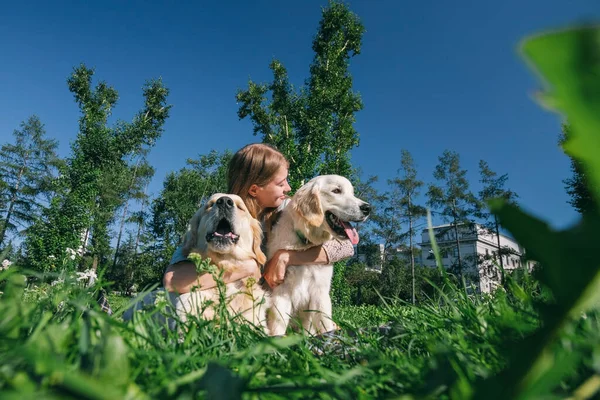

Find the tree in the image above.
[
  {"left": 111, "top": 156, "right": 155, "bottom": 270},
  {"left": 345, "top": 260, "right": 381, "bottom": 305},
  {"left": 427, "top": 150, "right": 478, "bottom": 280},
  {"left": 560, "top": 124, "right": 597, "bottom": 216},
  {"left": 130, "top": 188, "right": 150, "bottom": 255},
  {"left": 388, "top": 150, "right": 427, "bottom": 304},
  {"left": 90, "top": 162, "right": 131, "bottom": 265},
  {"left": 0, "top": 116, "right": 62, "bottom": 248},
  {"left": 370, "top": 192, "right": 404, "bottom": 260},
  {"left": 379, "top": 257, "right": 443, "bottom": 303},
  {"left": 379, "top": 256, "right": 405, "bottom": 301},
  {"left": 236, "top": 0, "right": 365, "bottom": 189},
  {"left": 350, "top": 170, "right": 386, "bottom": 265},
  {"left": 105, "top": 232, "right": 164, "bottom": 295},
  {"left": 330, "top": 260, "right": 352, "bottom": 307},
  {"left": 477, "top": 160, "right": 518, "bottom": 284},
  {"left": 25, "top": 65, "right": 170, "bottom": 272}
]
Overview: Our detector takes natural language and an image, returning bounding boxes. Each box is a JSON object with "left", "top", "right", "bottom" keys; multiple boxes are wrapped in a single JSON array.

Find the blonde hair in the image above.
[{"left": 228, "top": 143, "right": 289, "bottom": 220}]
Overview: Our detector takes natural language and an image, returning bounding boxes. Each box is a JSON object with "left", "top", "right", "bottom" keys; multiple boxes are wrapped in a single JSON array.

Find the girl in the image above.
[{"left": 163, "top": 143, "right": 355, "bottom": 293}]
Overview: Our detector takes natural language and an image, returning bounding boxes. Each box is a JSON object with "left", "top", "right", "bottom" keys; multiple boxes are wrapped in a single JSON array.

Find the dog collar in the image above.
[{"left": 295, "top": 230, "right": 311, "bottom": 245}]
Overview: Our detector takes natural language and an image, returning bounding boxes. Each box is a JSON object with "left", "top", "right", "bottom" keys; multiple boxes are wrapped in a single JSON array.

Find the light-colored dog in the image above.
[
  {"left": 177, "top": 193, "right": 268, "bottom": 328},
  {"left": 267, "top": 175, "right": 370, "bottom": 336},
  {"left": 124, "top": 193, "right": 268, "bottom": 330}
]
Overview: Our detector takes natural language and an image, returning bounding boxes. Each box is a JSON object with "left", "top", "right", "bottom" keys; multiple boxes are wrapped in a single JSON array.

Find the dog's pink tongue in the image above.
[{"left": 340, "top": 220, "right": 359, "bottom": 245}]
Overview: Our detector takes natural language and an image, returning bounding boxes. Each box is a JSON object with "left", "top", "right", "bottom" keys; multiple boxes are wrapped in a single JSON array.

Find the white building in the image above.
[{"left": 419, "top": 223, "right": 533, "bottom": 293}]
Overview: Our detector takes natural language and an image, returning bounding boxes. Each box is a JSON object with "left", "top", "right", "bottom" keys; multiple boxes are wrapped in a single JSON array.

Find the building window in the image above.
[{"left": 485, "top": 249, "right": 489, "bottom": 256}]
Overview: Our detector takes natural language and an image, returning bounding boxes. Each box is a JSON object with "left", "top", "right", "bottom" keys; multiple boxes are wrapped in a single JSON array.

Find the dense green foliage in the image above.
[
  {"left": 23, "top": 65, "right": 171, "bottom": 273},
  {"left": 0, "top": 116, "right": 62, "bottom": 247}
]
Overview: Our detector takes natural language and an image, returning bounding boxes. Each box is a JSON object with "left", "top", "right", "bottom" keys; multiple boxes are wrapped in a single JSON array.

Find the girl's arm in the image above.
[
  {"left": 262, "top": 239, "right": 355, "bottom": 288},
  {"left": 163, "top": 259, "right": 261, "bottom": 294}
]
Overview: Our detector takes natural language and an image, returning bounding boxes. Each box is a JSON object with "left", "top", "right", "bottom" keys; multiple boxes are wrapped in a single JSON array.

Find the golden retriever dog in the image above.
[
  {"left": 267, "top": 175, "right": 370, "bottom": 336},
  {"left": 123, "top": 193, "right": 268, "bottom": 331},
  {"left": 176, "top": 193, "right": 268, "bottom": 328}
]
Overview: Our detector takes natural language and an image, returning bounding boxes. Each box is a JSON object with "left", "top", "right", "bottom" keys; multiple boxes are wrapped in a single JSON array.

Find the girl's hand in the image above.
[{"left": 263, "top": 250, "right": 290, "bottom": 288}]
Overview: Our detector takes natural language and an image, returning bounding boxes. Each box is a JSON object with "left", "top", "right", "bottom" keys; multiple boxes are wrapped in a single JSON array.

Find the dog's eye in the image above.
[{"left": 332, "top": 188, "right": 342, "bottom": 194}]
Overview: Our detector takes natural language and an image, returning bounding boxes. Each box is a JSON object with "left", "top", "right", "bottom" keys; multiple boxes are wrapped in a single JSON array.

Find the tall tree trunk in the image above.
[
  {"left": 0, "top": 194, "right": 16, "bottom": 247},
  {"left": 112, "top": 199, "right": 130, "bottom": 269},
  {"left": 494, "top": 214, "right": 505, "bottom": 285},
  {"left": 81, "top": 227, "right": 90, "bottom": 255},
  {"left": 452, "top": 199, "right": 463, "bottom": 280},
  {"left": 409, "top": 196, "right": 415, "bottom": 305},
  {"left": 134, "top": 181, "right": 149, "bottom": 254},
  {"left": 0, "top": 166, "right": 25, "bottom": 247},
  {"left": 112, "top": 159, "right": 141, "bottom": 269},
  {"left": 90, "top": 225, "right": 98, "bottom": 272},
  {"left": 92, "top": 254, "right": 98, "bottom": 275}
]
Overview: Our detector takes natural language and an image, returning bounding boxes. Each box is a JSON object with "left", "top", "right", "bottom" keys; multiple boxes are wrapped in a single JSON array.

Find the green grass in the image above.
[{"left": 1, "top": 264, "right": 597, "bottom": 399}]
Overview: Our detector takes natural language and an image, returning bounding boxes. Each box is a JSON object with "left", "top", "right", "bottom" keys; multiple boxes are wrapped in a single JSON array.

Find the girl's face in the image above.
[{"left": 252, "top": 167, "right": 291, "bottom": 210}]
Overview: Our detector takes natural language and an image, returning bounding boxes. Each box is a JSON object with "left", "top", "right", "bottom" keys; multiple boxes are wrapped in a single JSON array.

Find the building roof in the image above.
[{"left": 420, "top": 222, "right": 516, "bottom": 242}]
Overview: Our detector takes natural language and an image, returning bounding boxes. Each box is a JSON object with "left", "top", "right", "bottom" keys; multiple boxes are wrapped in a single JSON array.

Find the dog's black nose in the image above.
[
  {"left": 360, "top": 202, "right": 371, "bottom": 216},
  {"left": 216, "top": 196, "right": 234, "bottom": 209}
]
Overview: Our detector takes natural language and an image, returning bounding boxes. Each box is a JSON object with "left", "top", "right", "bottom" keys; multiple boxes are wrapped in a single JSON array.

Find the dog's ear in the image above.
[
  {"left": 181, "top": 211, "right": 201, "bottom": 256},
  {"left": 292, "top": 181, "right": 323, "bottom": 227},
  {"left": 251, "top": 218, "right": 267, "bottom": 266}
]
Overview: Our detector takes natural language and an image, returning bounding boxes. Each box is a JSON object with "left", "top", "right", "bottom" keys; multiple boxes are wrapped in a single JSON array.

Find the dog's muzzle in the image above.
[{"left": 206, "top": 196, "right": 239, "bottom": 244}]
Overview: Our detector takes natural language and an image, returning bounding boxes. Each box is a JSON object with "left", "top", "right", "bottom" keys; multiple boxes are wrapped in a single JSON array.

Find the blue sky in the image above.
[{"left": 1, "top": 0, "right": 599, "bottom": 233}]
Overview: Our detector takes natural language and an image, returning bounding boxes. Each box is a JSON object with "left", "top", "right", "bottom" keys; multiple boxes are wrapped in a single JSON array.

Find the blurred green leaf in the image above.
[
  {"left": 470, "top": 26, "right": 600, "bottom": 399},
  {"left": 98, "top": 334, "right": 130, "bottom": 389},
  {"left": 200, "top": 363, "right": 245, "bottom": 400},
  {"left": 522, "top": 27, "right": 600, "bottom": 204}
]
